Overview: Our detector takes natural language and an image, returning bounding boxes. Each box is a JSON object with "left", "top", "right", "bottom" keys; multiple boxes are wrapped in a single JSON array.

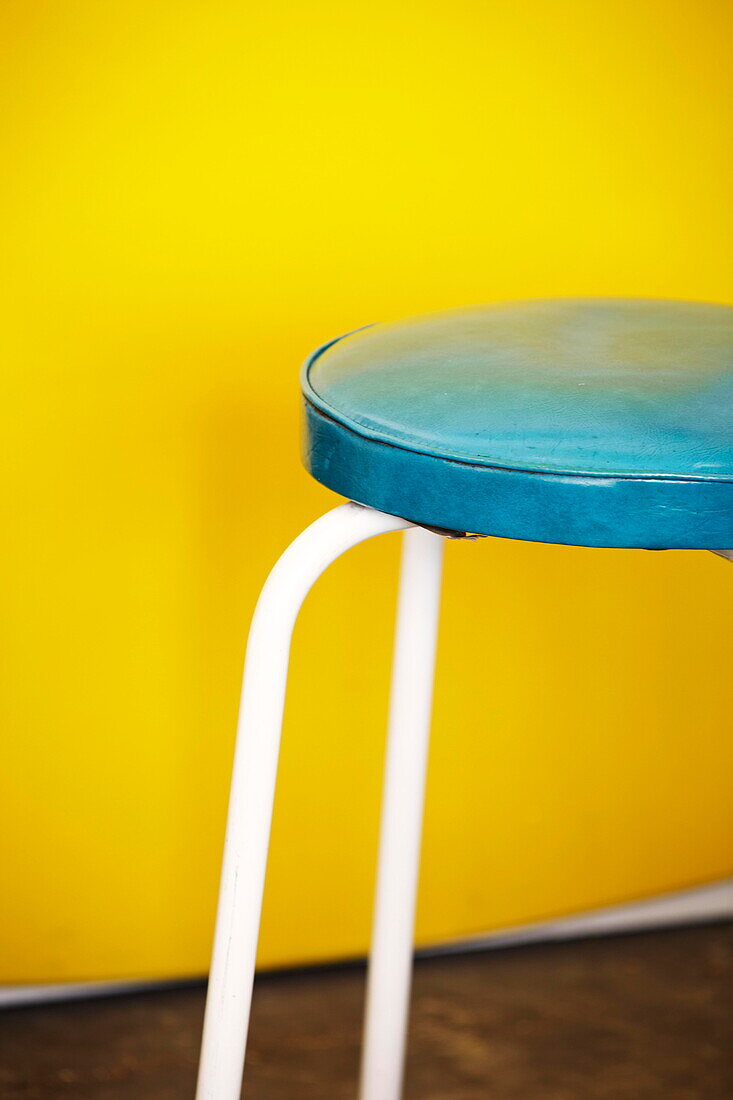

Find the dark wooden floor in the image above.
[{"left": 1, "top": 924, "right": 731, "bottom": 1099}]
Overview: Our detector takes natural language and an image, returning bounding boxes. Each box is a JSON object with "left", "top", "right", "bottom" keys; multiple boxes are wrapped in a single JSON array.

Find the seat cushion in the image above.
[{"left": 301, "top": 299, "right": 733, "bottom": 547}]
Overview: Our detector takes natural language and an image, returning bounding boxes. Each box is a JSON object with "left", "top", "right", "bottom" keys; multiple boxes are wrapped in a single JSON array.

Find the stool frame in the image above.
[{"left": 196, "top": 501, "right": 445, "bottom": 1100}]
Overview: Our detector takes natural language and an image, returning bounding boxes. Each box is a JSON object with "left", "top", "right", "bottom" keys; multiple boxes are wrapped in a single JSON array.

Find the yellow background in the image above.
[{"left": 0, "top": 1, "right": 731, "bottom": 983}]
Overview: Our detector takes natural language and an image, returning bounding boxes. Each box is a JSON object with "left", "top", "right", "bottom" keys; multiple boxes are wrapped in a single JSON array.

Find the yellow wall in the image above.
[{"left": 0, "top": 1, "right": 731, "bottom": 983}]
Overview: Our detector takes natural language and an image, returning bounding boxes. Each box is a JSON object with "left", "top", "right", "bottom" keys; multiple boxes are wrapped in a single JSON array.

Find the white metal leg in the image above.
[
  {"left": 359, "top": 526, "right": 445, "bottom": 1100},
  {"left": 196, "top": 502, "right": 412, "bottom": 1100}
]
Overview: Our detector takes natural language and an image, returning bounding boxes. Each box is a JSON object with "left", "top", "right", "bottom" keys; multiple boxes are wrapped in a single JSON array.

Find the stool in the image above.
[{"left": 196, "top": 298, "right": 733, "bottom": 1099}]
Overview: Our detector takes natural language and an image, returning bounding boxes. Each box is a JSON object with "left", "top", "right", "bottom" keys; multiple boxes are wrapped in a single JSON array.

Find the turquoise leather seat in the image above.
[{"left": 302, "top": 299, "right": 733, "bottom": 548}]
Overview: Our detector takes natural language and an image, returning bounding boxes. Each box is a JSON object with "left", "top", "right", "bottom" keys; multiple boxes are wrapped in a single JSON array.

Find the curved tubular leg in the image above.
[
  {"left": 359, "top": 527, "right": 445, "bottom": 1100},
  {"left": 196, "top": 502, "right": 411, "bottom": 1100}
]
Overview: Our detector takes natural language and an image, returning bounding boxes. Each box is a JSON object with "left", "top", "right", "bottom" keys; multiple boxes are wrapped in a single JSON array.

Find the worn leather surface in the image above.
[{"left": 301, "top": 299, "right": 733, "bottom": 547}]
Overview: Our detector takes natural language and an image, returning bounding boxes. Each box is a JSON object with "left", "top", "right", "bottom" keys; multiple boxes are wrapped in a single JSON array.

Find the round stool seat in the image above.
[{"left": 301, "top": 299, "right": 733, "bottom": 548}]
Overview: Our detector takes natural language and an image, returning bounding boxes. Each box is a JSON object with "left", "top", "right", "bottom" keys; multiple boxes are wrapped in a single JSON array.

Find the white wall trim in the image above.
[
  {"left": 1, "top": 878, "right": 730, "bottom": 1009},
  {"left": 423, "top": 878, "right": 733, "bottom": 957}
]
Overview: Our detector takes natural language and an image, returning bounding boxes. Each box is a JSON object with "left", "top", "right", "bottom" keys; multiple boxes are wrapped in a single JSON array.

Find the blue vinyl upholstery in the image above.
[{"left": 302, "top": 299, "right": 733, "bottom": 547}]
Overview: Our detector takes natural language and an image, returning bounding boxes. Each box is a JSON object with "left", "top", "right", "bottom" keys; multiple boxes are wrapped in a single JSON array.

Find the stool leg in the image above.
[
  {"left": 196, "top": 502, "right": 411, "bottom": 1100},
  {"left": 359, "top": 527, "right": 445, "bottom": 1100}
]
